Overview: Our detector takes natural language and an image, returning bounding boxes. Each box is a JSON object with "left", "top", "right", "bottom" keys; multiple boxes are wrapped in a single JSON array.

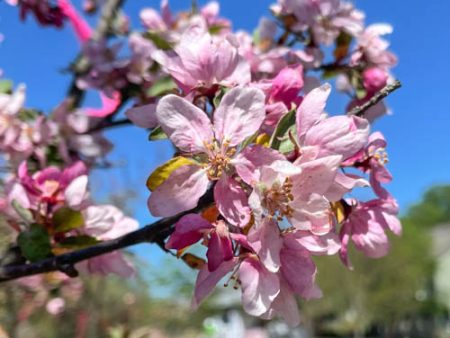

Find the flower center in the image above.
[
  {"left": 262, "top": 178, "right": 294, "bottom": 221},
  {"left": 203, "top": 140, "right": 236, "bottom": 180},
  {"left": 369, "top": 147, "right": 389, "bottom": 165}
]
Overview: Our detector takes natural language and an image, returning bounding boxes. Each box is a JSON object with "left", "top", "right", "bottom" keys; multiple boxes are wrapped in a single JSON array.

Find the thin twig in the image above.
[
  {"left": 348, "top": 80, "right": 402, "bottom": 117},
  {"left": 88, "top": 118, "right": 132, "bottom": 133},
  {"left": 0, "top": 189, "right": 213, "bottom": 283}
]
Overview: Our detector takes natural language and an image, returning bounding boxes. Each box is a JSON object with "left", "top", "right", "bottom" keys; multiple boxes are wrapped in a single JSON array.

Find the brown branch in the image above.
[
  {"left": 348, "top": 80, "right": 402, "bottom": 117},
  {"left": 0, "top": 189, "right": 213, "bottom": 283},
  {"left": 88, "top": 118, "right": 132, "bottom": 133}
]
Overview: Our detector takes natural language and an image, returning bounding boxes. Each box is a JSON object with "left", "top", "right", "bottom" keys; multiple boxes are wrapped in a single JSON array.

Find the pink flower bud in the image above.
[{"left": 362, "top": 67, "right": 388, "bottom": 93}]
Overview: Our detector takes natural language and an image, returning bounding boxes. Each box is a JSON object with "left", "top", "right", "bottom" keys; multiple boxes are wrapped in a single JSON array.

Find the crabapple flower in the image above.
[
  {"left": 249, "top": 157, "right": 341, "bottom": 235},
  {"left": 351, "top": 24, "right": 397, "bottom": 69},
  {"left": 9, "top": 0, "right": 65, "bottom": 27},
  {"left": 153, "top": 27, "right": 250, "bottom": 92},
  {"left": 166, "top": 214, "right": 234, "bottom": 272},
  {"left": 339, "top": 197, "right": 401, "bottom": 267},
  {"left": 78, "top": 205, "right": 139, "bottom": 277},
  {"left": 148, "top": 86, "right": 278, "bottom": 226},
  {"left": 296, "top": 83, "right": 370, "bottom": 161},
  {"left": 272, "top": 0, "right": 364, "bottom": 45},
  {"left": 362, "top": 67, "right": 388, "bottom": 94}
]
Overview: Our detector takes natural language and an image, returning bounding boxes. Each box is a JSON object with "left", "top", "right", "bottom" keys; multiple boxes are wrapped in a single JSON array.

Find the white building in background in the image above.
[{"left": 432, "top": 224, "right": 450, "bottom": 309}]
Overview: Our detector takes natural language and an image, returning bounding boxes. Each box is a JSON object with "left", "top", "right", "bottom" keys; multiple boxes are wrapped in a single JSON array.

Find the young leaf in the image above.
[
  {"left": 144, "top": 32, "right": 172, "bottom": 50},
  {"left": 147, "top": 76, "right": 176, "bottom": 97},
  {"left": 53, "top": 207, "right": 84, "bottom": 233},
  {"left": 17, "top": 224, "right": 52, "bottom": 262},
  {"left": 148, "top": 126, "right": 168, "bottom": 141},
  {"left": 269, "top": 109, "right": 296, "bottom": 152},
  {"left": 146, "top": 156, "right": 196, "bottom": 191},
  {"left": 57, "top": 235, "right": 100, "bottom": 249},
  {"left": 0, "top": 79, "right": 13, "bottom": 94},
  {"left": 11, "top": 199, "right": 33, "bottom": 224}
]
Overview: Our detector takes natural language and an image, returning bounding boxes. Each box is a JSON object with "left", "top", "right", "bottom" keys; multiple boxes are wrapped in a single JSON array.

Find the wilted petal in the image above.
[
  {"left": 156, "top": 95, "right": 214, "bottom": 153},
  {"left": 148, "top": 165, "right": 209, "bottom": 217},
  {"left": 213, "top": 87, "right": 266, "bottom": 146}
]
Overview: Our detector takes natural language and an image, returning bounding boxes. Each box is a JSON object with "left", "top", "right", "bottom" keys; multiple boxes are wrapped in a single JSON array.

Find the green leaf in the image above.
[
  {"left": 53, "top": 207, "right": 84, "bottom": 233},
  {"left": 144, "top": 31, "right": 172, "bottom": 50},
  {"left": 58, "top": 235, "right": 100, "bottom": 249},
  {"left": 0, "top": 80, "right": 13, "bottom": 94},
  {"left": 148, "top": 126, "right": 168, "bottom": 141},
  {"left": 269, "top": 109, "right": 296, "bottom": 153},
  {"left": 208, "top": 24, "right": 227, "bottom": 35},
  {"left": 146, "top": 156, "right": 196, "bottom": 191},
  {"left": 18, "top": 224, "right": 52, "bottom": 262},
  {"left": 147, "top": 76, "right": 176, "bottom": 97},
  {"left": 11, "top": 199, "right": 33, "bottom": 224}
]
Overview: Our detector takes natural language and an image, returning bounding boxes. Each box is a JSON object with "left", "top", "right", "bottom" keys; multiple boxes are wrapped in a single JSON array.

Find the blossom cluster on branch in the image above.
[{"left": 1, "top": 0, "right": 401, "bottom": 325}]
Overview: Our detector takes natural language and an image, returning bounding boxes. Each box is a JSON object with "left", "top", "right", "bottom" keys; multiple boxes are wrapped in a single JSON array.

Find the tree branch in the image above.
[
  {"left": 348, "top": 80, "right": 402, "bottom": 117},
  {"left": 0, "top": 189, "right": 213, "bottom": 283},
  {"left": 88, "top": 118, "right": 132, "bottom": 134}
]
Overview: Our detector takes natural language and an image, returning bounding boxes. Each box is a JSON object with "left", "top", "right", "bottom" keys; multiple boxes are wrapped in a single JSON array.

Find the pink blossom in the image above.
[
  {"left": 296, "top": 83, "right": 370, "bottom": 161},
  {"left": 340, "top": 197, "right": 401, "bottom": 267},
  {"left": 273, "top": 0, "right": 364, "bottom": 45},
  {"left": 79, "top": 205, "right": 139, "bottom": 277},
  {"left": 148, "top": 87, "right": 275, "bottom": 227},
  {"left": 46, "top": 297, "right": 65, "bottom": 315},
  {"left": 153, "top": 28, "right": 250, "bottom": 92},
  {"left": 362, "top": 67, "right": 388, "bottom": 94},
  {"left": 351, "top": 24, "right": 397, "bottom": 69},
  {"left": 166, "top": 214, "right": 233, "bottom": 272},
  {"left": 249, "top": 157, "right": 341, "bottom": 235},
  {"left": 10, "top": 0, "right": 65, "bottom": 27}
]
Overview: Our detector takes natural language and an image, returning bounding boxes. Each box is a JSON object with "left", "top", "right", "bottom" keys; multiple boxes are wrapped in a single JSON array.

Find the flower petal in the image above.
[
  {"left": 156, "top": 95, "right": 214, "bottom": 153},
  {"left": 125, "top": 103, "right": 158, "bottom": 129},
  {"left": 280, "top": 247, "right": 322, "bottom": 299},
  {"left": 233, "top": 145, "right": 285, "bottom": 185},
  {"left": 166, "top": 214, "right": 213, "bottom": 250},
  {"left": 296, "top": 83, "right": 331, "bottom": 141},
  {"left": 192, "top": 258, "right": 238, "bottom": 308},
  {"left": 247, "top": 218, "right": 283, "bottom": 272},
  {"left": 239, "top": 257, "right": 280, "bottom": 316},
  {"left": 64, "top": 175, "right": 88, "bottom": 209},
  {"left": 147, "top": 165, "right": 209, "bottom": 217},
  {"left": 214, "top": 175, "right": 251, "bottom": 227},
  {"left": 304, "top": 116, "right": 370, "bottom": 160},
  {"left": 213, "top": 87, "right": 266, "bottom": 146}
]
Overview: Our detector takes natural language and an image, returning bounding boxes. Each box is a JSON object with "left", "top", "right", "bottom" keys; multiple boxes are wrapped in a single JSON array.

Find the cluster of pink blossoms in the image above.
[
  {"left": 124, "top": 0, "right": 401, "bottom": 326},
  {"left": 4, "top": 0, "right": 401, "bottom": 325}
]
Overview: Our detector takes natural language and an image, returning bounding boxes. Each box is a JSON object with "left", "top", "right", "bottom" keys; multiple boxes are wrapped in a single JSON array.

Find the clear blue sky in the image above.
[{"left": 1, "top": 1, "right": 450, "bottom": 270}]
